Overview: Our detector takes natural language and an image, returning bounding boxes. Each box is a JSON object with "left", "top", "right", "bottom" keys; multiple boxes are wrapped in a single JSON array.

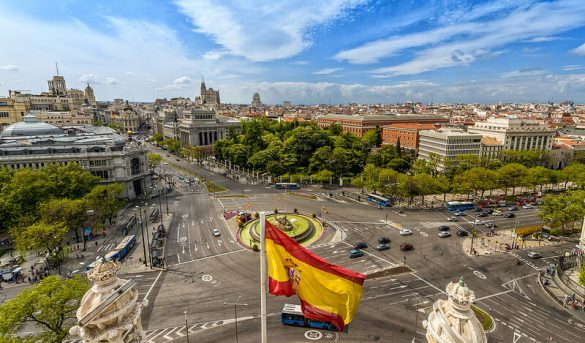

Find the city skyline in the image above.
[{"left": 1, "top": 0, "right": 585, "bottom": 104}]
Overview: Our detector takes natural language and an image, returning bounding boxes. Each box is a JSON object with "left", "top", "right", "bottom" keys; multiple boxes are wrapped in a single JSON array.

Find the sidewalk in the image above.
[
  {"left": 541, "top": 272, "right": 585, "bottom": 322},
  {"left": 462, "top": 231, "right": 556, "bottom": 257}
]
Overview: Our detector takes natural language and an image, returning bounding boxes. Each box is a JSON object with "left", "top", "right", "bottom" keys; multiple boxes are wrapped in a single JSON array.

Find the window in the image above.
[{"left": 0, "top": 112, "right": 9, "bottom": 118}]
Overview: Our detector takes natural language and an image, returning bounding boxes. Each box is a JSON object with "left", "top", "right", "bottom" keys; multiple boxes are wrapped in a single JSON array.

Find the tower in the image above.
[
  {"left": 252, "top": 92, "right": 262, "bottom": 108},
  {"left": 200, "top": 76, "right": 206, "bottom": 99},
  {"left": 85, "top": 83, "right": 96, "bottom": 105}
]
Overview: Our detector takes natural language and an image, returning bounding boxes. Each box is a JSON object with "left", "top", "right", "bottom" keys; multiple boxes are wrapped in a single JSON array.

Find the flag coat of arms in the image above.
[{"left": 265, "top": 220, "right": 365, "bottom": 331}]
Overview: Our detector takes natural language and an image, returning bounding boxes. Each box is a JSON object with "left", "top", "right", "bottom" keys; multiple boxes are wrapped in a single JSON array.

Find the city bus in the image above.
[
  {"left": 366, "top": 193, "right": 391, "bottom": 207},
  {"left": 275, "top": 182, "right": 300, "bottom": 190},
  {"left": 281, "top": 304, "right": 347, "bottom": 332},
  {"left": 104, "top": 235, "right": 137, "bottom": 262},
  {"left": 446, "top": 201, "right": 475, "bottom": 211}
]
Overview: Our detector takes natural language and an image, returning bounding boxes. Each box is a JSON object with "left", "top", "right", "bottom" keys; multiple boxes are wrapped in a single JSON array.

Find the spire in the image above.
[{"left": 55, "top": 62, "right": 59, "bottom": 76}]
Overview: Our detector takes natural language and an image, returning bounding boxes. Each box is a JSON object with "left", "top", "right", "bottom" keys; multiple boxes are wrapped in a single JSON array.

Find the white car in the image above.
[
  {"left": 527, "top": 251, "right": 541, "bottom": 259},
  {"left": 399, "top": 228, "right": 413, "bottom": 236},
  {"left": 212, "top": 228, "right": 221, "bottom": 237},
  {"left": 493, "top": 210, "right": 503, "bottom": 216},
  {"left": 447, "top": 217, "right": 458, "bottom": 222},
  {"left": 473, "top": 219, "right": 483, "bottom": 225},
  {"left": 522, "top": 204, "right": 534, "bottom": 209}
]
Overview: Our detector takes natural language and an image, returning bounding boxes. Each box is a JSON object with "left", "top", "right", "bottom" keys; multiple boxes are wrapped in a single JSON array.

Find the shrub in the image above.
[
  {"left": 254, "top": 212, "right": 259, "bottom": 219},
  {"left": 252, "top": 244, "right": 259, "bottom": 252}
]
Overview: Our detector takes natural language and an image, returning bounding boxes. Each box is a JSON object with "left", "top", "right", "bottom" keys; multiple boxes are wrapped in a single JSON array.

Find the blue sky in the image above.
[{"left": 1, "top": 0, "right": 585, "bottom": 104}]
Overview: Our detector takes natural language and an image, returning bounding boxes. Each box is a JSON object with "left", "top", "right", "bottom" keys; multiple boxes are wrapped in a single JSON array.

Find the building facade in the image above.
[
  {"left": 252, "top": 92, "right": 262, "bottom": 108},
  {"left": 382, "top": 123, "right": 439, "bottom": 151},
  {"left": 470, "top": 117, "right": 555, "bottom": 152},
  {"left": 30, "top": 110, "right": 93, "bottom": 126},
  {"left": 178, "top": 109, "right": 240, "bottom": 147},
  {"left": 0, "top": 97, "right": 26, "bottom": 130},
  {"left": 317, "top": 114, "right": 449, "bottom": 137},
  {"left": 84, "top": 83, "right": 96, "bottom": 105},
  {"left": 418, "top": 128, "right": 482, "bottom": 168},
  {"left": 0, "top": 115, "right": 150, "bottom": 199}
]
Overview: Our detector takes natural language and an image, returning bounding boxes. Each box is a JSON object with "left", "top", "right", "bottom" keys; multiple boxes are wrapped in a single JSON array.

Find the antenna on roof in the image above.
[{"left": 55, "top": 62, "right": 59, "bottom": 76}]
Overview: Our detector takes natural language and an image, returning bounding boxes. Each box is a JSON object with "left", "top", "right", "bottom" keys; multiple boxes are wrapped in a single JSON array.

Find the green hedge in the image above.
[{"left": 471, "top": 305, "right": 493, "bottom": 331}]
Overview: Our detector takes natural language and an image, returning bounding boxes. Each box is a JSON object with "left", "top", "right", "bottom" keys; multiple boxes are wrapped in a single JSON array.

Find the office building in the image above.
[
  {"left": 418, "top": 128, "right": 482, "bottom": 169},
  {"left": 470, "top": 117, "right": 555, "bottom": 152}
]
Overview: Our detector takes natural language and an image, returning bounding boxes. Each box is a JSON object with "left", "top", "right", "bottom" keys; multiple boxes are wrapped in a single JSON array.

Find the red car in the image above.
[{"left": 400, "top": 243, "right": 414, "bottom": 251}]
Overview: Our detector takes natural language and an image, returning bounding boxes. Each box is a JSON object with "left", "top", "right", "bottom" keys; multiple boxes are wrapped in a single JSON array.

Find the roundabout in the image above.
[{"left": 239, "top": 213, "right": 324, "bottom": 248}]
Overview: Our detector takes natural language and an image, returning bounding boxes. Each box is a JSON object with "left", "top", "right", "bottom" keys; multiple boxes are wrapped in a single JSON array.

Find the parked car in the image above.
[
  {"left": 349, "top": 249, "right": 364, "bottom": 258},
  {"left": 493, "top": 210, "right": 503, "bottom": 216},
  {"left": 447, "top": 217, "right": 458, "bottom": 222},
  {"left": 508, "top": 206, "right": 518, "bottom": 211},
  {"left": 477, "top": 212, "right": 488, "bottom": 218},
  {"left": 527, "top": 251, "right": 541, "bottom": 259},
  {"left": 354, "top": 242, "right": 368, "bottom": 249},
  {"left": 376, "top": 243, "right": 390, "bottom": 251},
  {"left": 178, "top": 175, "right": 185, "bottom": 180},
  {"left": 473, "top": 219, "right": 483, "bottom": 225},
  {"left": 213, "top": 228, "right": 221, "bottom": 237},
  {"left": 454, "top": 211, "right": 466, "bottom": 216},
  {"left": 438, "top": 225, "right": 450, "bottom": 231},
  {"left": 504, "top": 213, "right": 515, "bottom": 218},
  {"left": 399, "top": 229, "right": 413, "bottom": 236},
  {"left": 378, "top": 237, "right": 391, "bottom": 244},
  {"left": 189, "top": 177, "right": 195, "bottom": 183},
  {"left": 483, "top": 209, "right": 494, "bottom": 214},
  {"left": 456, "top": 229, "right": 469, "bottom": 237},
  {"left": 523, "top": 204, "right": 534, "bottom": 209},
  {"left": 400, "top": 243, "right": 414, "bottom": 251},
  {"left": 438, "top": 231, "right": 451, "bottom": 238},
  {"left": 484, "top": 222, "right": 495, "bottom": 228}
]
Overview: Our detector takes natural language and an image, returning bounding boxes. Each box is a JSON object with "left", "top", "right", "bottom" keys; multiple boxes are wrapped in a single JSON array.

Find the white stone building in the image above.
[
  {"left": 418, "top": 128, "right": 482, "bottom": 168},
  {"left": 178, "top": 108, "right": 240, "bottom": 147},
  {"left": 470, "top": 117, "right": 555, "bottom": 152}
]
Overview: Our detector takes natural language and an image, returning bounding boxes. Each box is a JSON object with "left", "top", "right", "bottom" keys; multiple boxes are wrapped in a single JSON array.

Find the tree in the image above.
[
  {"left": 151, "top": 133, "right": 164, "bottom": 144},
  {"left": 525, "top": 166, "right": 552, "bottom": 192},
  {"left": 497, "top": 163, "right": 527, "bottom": 195},
  {"left": 39, "top": 198, "right": 88, "bottom": 244},
  {"left": 308, "top": 146, "right": 333, "bottom": 174},
  {"left": 147, "top": 152, "right": 162, "bottom": 170},
  {"left": 163, "top": 138, "right": 181, "bottom": 153},
  {"left": 538, "top": 190, "right": 585, "bottom": 235},
  {"left": 84, "top": 183, "right": 125, "bottom": 227},
  {"left": 10, "top": 221, "right": 69, "bottom": 267},
  {"left": 563, "top": 163, "right": 585, "bottom": 189},
  {"left": 362, "top": 129, "right": 381, "bottom": 148},
  {"left": 0, "top": 275, "right": 90, "bottom": 342},
  {"left": 312, "top": 170, "right": 334, "bottom": 185}
]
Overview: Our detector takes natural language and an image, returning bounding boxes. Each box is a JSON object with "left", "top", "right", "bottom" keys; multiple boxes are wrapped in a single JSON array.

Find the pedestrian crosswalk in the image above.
[{"left": 65, "top": 319, "right": 228, "bottom": 343}]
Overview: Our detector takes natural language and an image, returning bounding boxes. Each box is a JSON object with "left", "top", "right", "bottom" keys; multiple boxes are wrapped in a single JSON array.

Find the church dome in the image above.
[{"left": 0, "top": 114, "right": 63, "bottom": 138}]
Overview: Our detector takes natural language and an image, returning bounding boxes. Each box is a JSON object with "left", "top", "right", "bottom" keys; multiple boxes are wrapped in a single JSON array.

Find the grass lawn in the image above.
[
  {"left": 205, "top": 181, "right": 226, "bottom": 193},
  {"left": 471, "top": 304, "right": 494, "bottom": 331}
]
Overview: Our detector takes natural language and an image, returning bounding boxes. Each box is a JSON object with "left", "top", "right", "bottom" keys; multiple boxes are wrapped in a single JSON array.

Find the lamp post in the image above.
[
  {"left": 135, "top": 206, "right": 148, "bottom": 266},
  {"left": 224, "top": 300, "right": 248, "bottom": 343},
  {"left": 184, "top": 310, "right": 190, "bottom": 343}
]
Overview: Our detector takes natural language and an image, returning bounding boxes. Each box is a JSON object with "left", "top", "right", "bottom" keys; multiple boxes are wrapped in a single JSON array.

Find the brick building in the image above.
[
  {"left": 317, "top": 114, "right": 449, "bottom": 137},
  {"left": 382, "top": 123, "right": 439, "bottom": 151}
]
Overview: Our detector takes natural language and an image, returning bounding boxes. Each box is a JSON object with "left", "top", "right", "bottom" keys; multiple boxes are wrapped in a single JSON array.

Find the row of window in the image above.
[{"left": 0, "top": 112, "right": 10, "bottom": 118}]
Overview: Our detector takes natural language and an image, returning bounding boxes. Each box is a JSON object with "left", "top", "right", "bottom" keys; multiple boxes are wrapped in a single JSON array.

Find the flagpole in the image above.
[{"left": 260, "top": 212, "right": 267, "bottom": 343}]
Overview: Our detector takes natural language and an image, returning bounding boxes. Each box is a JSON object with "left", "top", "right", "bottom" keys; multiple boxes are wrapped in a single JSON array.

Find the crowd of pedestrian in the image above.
[
  {"left": 27, "top": 265, "right": 48, "bottom": 284},
  {"left": 563, "top": 293, "right": 585, "bottom": 311}
]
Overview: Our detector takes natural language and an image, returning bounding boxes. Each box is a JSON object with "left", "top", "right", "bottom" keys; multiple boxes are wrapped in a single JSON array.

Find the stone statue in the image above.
[
  {"left": 69, "top": 259, "right": 148, "bottom": 343},
  {"left": 424, "top": 277, "right": 487, "bottom": 343},
  {"left": 275, "top": 215, "right": 293, "bottom": 231}
]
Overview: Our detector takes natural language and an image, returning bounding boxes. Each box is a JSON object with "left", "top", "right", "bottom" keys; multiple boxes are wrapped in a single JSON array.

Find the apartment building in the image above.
[{"left": 418, "top": 128, "right": 482, "bottom": 169}]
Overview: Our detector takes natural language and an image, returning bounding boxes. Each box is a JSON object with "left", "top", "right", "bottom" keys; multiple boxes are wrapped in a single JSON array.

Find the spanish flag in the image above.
[{"left": 265, "top": 220, "right": 365, "bottom": 331}]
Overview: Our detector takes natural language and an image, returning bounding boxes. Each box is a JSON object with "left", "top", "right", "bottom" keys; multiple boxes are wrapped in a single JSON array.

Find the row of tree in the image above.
[
  {"left": 0, "top": 164, "right": 125, "bottom": 268},
  {"left": 538, "top": 190, "right": 585, "bottom": 234}
]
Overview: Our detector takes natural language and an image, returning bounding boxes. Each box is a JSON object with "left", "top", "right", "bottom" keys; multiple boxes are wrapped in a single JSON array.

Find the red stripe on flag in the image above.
[
  {"left": 301, "top": 299, "right": 346, "bottom": 332},
  {"left": 268, "top": 276, "right": 295, "bottom": 297},
  {"left": 265, "top": 221, "right": 365, "bottom": 285}
]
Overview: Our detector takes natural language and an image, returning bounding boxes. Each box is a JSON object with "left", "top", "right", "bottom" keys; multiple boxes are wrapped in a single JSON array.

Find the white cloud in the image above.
[
  {"left": 174, "top": 0, "right": 366, "bottom": 62},
  {"left": 563, "top": 65, "right": 584, "bottom": 71},
  {"left": 203, "top": 50, "right": 228, "bottom": 60},
  {"left": 499, "top": 68, "right": 547, "bottom": 78},
  {"left": 313, "top": 68, "right": 343, "bottom": 75},
  {"left": 571, "top": 43, "right": 585, "bottom": 56},
  {"left": 0, "top": 65, "right": 19, "bottom": 71},
  {"left": 337, "top": 0, "right": 585, "bottom": 77},
  {"left": 291, "top": 60, "right": 309, "bottom": 65},
  {"left": 79, "top": 74, "right": 120, "bottom": 85},
  {"left": 522, "top": 36, "right": 563, "bottom": 43},
  {"left": 173, "top": 76, "right": 192, "bottom": 84}
]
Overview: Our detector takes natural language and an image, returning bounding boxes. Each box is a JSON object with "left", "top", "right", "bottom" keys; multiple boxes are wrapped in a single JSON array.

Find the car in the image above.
[
  {"left": 527, "top": 251, "right": 541, "bottom": 259},
  {"left": 378, "top": 237, "right": 391, "bottom": 244},
  {"left": 504, "top": 213, "right": 515, "bottom": 218},
  {"left": 376, "top": 243, "right": 390, "bottom": 251},
  {"left": 163, "top": 162, "right": 169, "bottom": 165},
  {"left": 447, "top": 217, "right": 458, "bottom": 222},
  {"left": 349, "top": 249, "right": 364, "bottom": 258},
  {"left": 438, "top": 225, "right": 450, "bottom": 231},
  {"left": 456, "top": 229, "right": 469, "bottom": 237},
  {"left": 472, "top": 207, "right": 483, "bottom": 212},
  {"left": 178, "top": 175, "right": 185, "bottom": 180},
  {"left": 523, "top": 204, "right": 534, "bottom": 209},
  {"left": 473, "top": 219, "right": 483, "bottom": 225},
  {"left": 454, "top": 211, "right": 466, "bottom": 216},
  {"left": 477, "top": 212, "right": 488, "bottom": 217},
  {"left": 354, "top": 242, "right": 368, "bottom": 249},
  {"left": 484, "top": 222, "right": 495, "bottom": 228},
  {"left": 438, "top": 231, "right": 451, "bottom": 238},
  {"left": 483, "top": 209, "right": 494, "bottom": 214},
  {"left": 189, "top": 177, "right": 195, "bottom": 183},
  {"left": 399, "top": 229, "right": 413, "bottom": 236},
  {"left": 493, "top": 210, "right": 503, "bottom": 216},
  {"left": 508, "top": 206, "right": 518, "bottom": 211},
  {"left": 400, "top": 243, "right": 414, "bottom": 251},
  {"left": 212, "top": 228, "right": 221, "bottom": 237}
]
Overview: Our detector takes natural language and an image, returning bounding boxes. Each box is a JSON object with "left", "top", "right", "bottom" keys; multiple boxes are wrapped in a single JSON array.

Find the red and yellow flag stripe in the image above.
[{"left": 265, "top": 221, "right": 365, "bottom": 331}]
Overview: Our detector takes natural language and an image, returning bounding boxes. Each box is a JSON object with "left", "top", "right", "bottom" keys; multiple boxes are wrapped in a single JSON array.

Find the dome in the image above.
[{"left": 0, "top": 114, "right": 63, "bottom": 138}]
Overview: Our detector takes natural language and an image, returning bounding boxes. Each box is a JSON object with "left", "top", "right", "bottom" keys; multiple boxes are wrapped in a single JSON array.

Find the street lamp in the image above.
[
  {"left": 135, "top": 206, "right": 148, "bottom": 266},
  {"left": 184, "top": 310, "right": 190, "bottom": 343},
  {"left": 224, "top": 300, "right": 248, "bottom": 343}
]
